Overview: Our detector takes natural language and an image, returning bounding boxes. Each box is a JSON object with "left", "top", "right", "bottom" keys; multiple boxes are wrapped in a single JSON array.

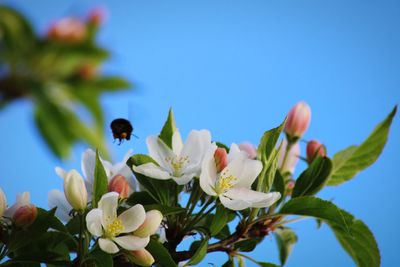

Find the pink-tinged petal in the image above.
[
  {"left": 99, "top": 238, "right": 119, "bottom": 254},
  {"left": 113, "top": 235, "right": 150, "bottom": 250},
  {"left": 306, "top": 140, "right": 327, "bottom": 163},
  {"left": 278, "top": 140, "right": 300, "bottom": 174},
  {"left": 284, "top": 101, "right": 311, "bottom": 140}
]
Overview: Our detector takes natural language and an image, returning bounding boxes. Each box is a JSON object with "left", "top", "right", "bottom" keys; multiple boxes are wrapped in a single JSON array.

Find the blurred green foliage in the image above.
[{"left": 0, "top": 6, "right": 131, "bottom": 159}]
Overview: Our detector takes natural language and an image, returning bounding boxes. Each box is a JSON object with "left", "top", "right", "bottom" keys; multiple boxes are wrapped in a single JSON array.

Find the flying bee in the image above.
[{"left": 110, "top": 118, "right": 135, "bottom": 144}]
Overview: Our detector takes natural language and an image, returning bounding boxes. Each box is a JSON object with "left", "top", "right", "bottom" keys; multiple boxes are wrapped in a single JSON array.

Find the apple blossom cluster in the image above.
[{"left": 0, "top": 103, "right": 395, "bottom": 266}]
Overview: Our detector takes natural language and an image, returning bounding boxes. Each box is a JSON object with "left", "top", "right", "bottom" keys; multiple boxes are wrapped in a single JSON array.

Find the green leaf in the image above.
[
  {"left": 257, "top": 119, "right": 286, "bottom": 163},
  {"left": 89, "top": 248, "right": 113, "bottom": 267},
  {"left": 257, "top": 263, "right": 280, "bottom": 267},
  {"left": 187, "top": 238, "right": 209, "bottom": 266},
  {"left": 257, "top": 119, "right": 286, "bottom": 192},
  {"left": 234, "top": 239, "right": 258, "bottom": 252},
  {"left": 159, "top": 108, "right": 177, "bottom": 149},
  {"left": 127, "top": 154, "right": 175, "bottom": 205},
  {"left": 146, "top": 239, "right": 177, "bottom": 267},
  {"left": 274, "top": 228, "right": 298, "bottom": 266},
  {"left": 327, "top": 210, "right": 380, "bottom": 267},
  {"left": 92, "top": 149, "right": 108, "bottom": 208},
  {"left": 126, "top": 191, "right": 158, "bottom": 206},
  {"left": 272, "top": 170, "right": 286, "bottom": 206},
  {"left": 210, "top": 205, "right": 229, "bottom": 236},
  {"left": 327, "top": 106, "right": 397, "bottom": 186},
  {"left": 292, "top": 157, "right": 332, "bottom": 197},
  {"left": 279, "top": 196, "right": 353, "bottom": 232}
]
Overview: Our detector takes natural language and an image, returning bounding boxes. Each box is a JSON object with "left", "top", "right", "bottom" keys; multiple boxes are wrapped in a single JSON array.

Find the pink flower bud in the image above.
[
  {"left": 239, "top": 142, "right": 257, "bottom": 159},
  {"left": 278, "top": 139, "right": 300, "bottom": 174},
  {"left": 284, "top": 102, "right": 311, "bottom": 142},
  {"left": 134, "top": 210, "right": 163, "bottom": 238},
  {"left": 306, "top": 140, "right": 327, "bottom": 163},
  {"left": 129, "top": 249, "right": 155, "bottom": 266},
  {"left": 0, "top": 188, "right": 6, "bottom": 218},
  {"left": 13, "top": 204, "right": 37, "bottom": 227},
  {"left": 77, "top": 64, "right": 97, "bottom": 80},
  {"left": 108, "top": 175, "right": 130, "bottom": 199},
  {"left": 88, "top": 8, "right": 107, "bottom": 26},
  {"left": 214, "top": 147, "right": 228, "bottom": 173},
  {"left": 47, "top": 18, "right": 87, "bottom": 43},
  {"left": 286, "top": 180, "right": 295, "bottom": 196}
]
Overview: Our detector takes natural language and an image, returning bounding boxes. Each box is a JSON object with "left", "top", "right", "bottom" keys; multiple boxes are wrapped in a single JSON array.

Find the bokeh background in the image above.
[{"left": 1, "top": 1, "right": 399, "bottom": 266}]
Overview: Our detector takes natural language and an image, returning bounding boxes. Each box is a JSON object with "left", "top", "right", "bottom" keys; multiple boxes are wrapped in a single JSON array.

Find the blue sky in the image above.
[{"left": 1, "top": 1, "right": 399, "bottom": 266}]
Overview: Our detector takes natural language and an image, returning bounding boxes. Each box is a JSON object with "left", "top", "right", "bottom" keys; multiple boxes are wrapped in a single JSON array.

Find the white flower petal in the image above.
[
  {"left": 221, "top": 156, "right": 262, "bottom": 188},
  {"left": 132, "top": 163, "right": 171, "bottom": 180},
  {"left": 48, "top": 189, "right": 72, "bottom": 221},
  {"left": 199, "top": 144, "right": 218, "bottom": 196},
  {"left": 228, "top": 143, "right": 244, "bottom": 161},
  {"left": 81, "top": 149, "right": 96, "bottom": 183},
  {"left": 219, "top": 194, "right": 250, "bottom": 210},
  {"left": 4, "top": 192, "right": 31, "bottom": 218},
  {"left": 99, "top": 238, "right": 119, "bottom": 254},
  {"left": 180, "top": 130, "right": 211, "bottom": 171},
  {"left": 172, "top": 174, "right": 195, "bottom": 185},
  {"left": 81, "top": 149, "right": 111, "bottom": 182},
  {"left": 234, "top": 159, "right": 263, "bottom": 188},
  {"left": 172, "top": 130, "right": 184, "bottom": 156},
  {"left": 224, "top": 188, "right": 280, "bottom": 208},
  {"left": 113, "top": 235, "right": 150, "bottom": 250},
  {"left": 86, "top": 209, "right": 104, "bottom": 237},
  {"left": 98, "top": 192, "right": 119, "bottom": 228},
  {"left": 118, "top": 204, "right": 146, "bottom": 233},
  {"left": 55, "top": 167, "right": 67, "bottom": 179},
  {"left": 147, "top": 135, "right": 174, "bottom": 171},
  {"left": 251, "top": 192, "right": 281, "bottom": 208}
]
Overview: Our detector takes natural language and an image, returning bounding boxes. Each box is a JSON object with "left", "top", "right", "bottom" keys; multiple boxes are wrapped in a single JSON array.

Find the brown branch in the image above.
[{"left": 172, "top": 216, "right": 283, "bottom": 262}]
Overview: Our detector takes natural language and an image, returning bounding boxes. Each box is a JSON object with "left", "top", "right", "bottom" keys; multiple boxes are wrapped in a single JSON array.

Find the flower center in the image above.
[
  {"left": 165, "top": 155, "right": 189, "bottom": 177},
  {"left": 105, "top": 218, "right": 124, "bottom": 237},
  {"left": 215, "top": 169, "right": 237, "bottom": 194}
]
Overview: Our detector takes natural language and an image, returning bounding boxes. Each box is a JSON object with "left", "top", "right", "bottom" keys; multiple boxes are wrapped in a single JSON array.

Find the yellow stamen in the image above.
[
  {"left": 215, "top": 170, "right": 237, "bottom": 194},
  {"left": 105, "top": 218, "right": 124, "bottom": 238},
  {"left": 165, "top": 155, "right": 189, "bottom": 177}
]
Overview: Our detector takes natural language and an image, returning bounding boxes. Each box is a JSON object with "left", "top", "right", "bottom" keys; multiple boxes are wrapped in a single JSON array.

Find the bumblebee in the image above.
[{"left": 110, "top": 118, "right": 133, "bottom": 144}]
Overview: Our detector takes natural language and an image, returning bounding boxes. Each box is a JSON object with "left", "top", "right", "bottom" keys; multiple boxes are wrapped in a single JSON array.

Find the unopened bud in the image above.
[
  {"left": 134, "top": 210, "right": 163, "bottom": 238},
  {"left": 129, "top": 249, "right": 155, "bottom": 266},
  {"left": 47, "top": 18, "right": 87, "bottom": 43},
  {"left": 77, "top": 64, "right": 97, "bottom": 80},
  {"left": 64, "top": 170, "right": 87, "bottom": 211},
  {"left": 284, "top": 102, "right": 311, "bottom": 142},
  {"left": 278, "top": 140, "right": 300, "bottom": 174},
  {"left": 214, "top": 147, "right": 228, "bottom": 172},
  {"left": 0, "top": 188, "right": 6, "bottom": 217},
  {"left": 88, "top": 8, "right": 107, "bottom": 26},
  {"left": 13, "top": 204, "right": 37, "bottom": 227},
  {"left": 306, "top": 140, "right": 327, "bottom": 163},
  {"left": 239, "top": 143, "right": 257, "bottom": 159},
  {"left": 108, "top": 175, "right": 130, "bottom": 199}
]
